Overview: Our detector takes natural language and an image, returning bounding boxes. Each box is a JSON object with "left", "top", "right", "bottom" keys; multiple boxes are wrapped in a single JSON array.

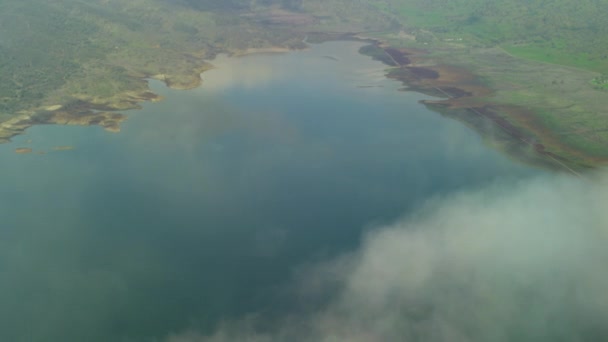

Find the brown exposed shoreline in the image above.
[
  {"left": 0, "top": 91, "right": 163, "bottom": 144},
  {"left": 370, "top": 42, "right": 599, "bottom": 173}
]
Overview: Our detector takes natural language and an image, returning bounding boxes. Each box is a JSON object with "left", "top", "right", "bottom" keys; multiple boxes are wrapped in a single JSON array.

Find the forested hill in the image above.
[
  {"left": 0, "top": 0, "right": 315, "bottom": 127},
  {"left": 0, "top": 0, "right": 388, "bottom": 128}
]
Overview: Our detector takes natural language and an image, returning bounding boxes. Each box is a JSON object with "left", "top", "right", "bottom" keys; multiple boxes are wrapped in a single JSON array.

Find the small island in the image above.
[{"left": 14, "top": 148, "right": 33, "bottom": 154}]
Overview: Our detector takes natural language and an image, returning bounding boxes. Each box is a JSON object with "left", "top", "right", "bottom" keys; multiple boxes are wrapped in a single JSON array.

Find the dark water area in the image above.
[{"left": 0, "top": 41, "right": 540, "bottom": 341}]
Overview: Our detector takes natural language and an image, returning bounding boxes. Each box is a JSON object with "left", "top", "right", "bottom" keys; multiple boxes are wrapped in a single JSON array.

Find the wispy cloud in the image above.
[
  {"left": 200, "top": 54, "right": 285, "bottom": 92},
  {"left": 167, "top": 171, "right": 608, "bottom": 342}
]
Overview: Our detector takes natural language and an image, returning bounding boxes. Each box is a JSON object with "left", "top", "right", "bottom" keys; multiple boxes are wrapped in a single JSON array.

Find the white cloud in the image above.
[{"left": 167, "top": 170, "right": 608, "bottom": 342}]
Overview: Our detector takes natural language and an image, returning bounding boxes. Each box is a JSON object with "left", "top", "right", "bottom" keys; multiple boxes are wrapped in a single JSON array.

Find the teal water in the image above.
[{"left": 0, "top": 41, "right": 539, "bottom": 341}]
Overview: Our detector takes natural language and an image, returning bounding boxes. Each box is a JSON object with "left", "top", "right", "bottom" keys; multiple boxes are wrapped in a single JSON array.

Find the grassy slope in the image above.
[
  {"left": 0, "top": 0, "right": 391, "bottom": 135},
  {"left": 361, "top": 0, "right": 608, "bottom": 168},
  {"left": 374, "top": 0, "right": 608, "bottom": 73},
  {"left": 0, "top": 0, "right": 307, "bottom": 128}
]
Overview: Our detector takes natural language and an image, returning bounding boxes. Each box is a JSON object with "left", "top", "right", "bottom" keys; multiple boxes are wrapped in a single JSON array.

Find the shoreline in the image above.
[
  {"left": 0, "top": 45, "right": 296, "bottom": 144},
  {"left": 356, "top": 38, "right": 606, "bottom": 172},
  {"left": 2, "top": 33, "right": 604, "bottom": 172},
  {"left": 0, "top": 32, "right": 361, "bottom": 146}
]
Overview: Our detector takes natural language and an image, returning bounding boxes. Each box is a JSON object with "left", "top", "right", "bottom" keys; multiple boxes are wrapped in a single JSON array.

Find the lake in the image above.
[{"left": 0, "top": 41, "right": 539, "bottom": 341}]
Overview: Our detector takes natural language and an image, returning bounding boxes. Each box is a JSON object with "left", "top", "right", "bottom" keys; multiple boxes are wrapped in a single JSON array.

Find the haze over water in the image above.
[{"left": 0, "top": 41, "right": 540, "bottom": 341}]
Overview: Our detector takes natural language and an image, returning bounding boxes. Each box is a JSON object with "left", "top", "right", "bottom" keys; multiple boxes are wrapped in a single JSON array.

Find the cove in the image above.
[{"left": 0, "top": 41, "right": 540, "bottom": 341}]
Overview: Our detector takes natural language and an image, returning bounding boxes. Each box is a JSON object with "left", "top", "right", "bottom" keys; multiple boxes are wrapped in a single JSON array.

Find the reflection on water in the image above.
[{"left": 0, "top": 41, "right": 539, "bottom": 341}]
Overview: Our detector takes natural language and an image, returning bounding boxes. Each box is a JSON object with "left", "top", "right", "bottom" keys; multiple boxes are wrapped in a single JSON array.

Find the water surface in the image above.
[{"left": 0, "top": 41, "right": 539, "bottom": 341}]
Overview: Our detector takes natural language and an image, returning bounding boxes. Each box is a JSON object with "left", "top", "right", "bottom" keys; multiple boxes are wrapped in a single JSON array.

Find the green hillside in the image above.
[{"left": 372, "top": 0, "right": 608, "bottom": 72}]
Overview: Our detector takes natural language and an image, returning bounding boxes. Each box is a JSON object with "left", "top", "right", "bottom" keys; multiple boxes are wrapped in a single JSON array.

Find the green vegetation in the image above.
[
  {"left": 1, "top": 0, "right": 607, "bottom": 168},
  {"left": 370, "top": 0, "right": 608, "bottom": 73},
  {"left": 0, "top": 0, "right": 328, "bottom": 139},
  {"left": 354, "top": 0, "right": 608, "bottom": 169},
  {"left": 590, "top": 74, "right": 608, "bottom": 90},
  {"left": 0, "top": 0, "right": 389, "bottom": 125},
  {"left": 503, "top": 45, "right": 608, "bottom": 73}
]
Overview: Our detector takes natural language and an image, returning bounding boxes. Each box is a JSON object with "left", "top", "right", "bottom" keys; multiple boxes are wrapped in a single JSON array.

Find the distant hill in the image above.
[{"left": 375, "top": 0, "right": 608, "bottom": 72}]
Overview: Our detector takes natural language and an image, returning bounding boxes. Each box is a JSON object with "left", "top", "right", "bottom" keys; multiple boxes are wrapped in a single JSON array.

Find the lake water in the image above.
[{"left": 0, "top": 41, "right": 539, "bottom": 341}]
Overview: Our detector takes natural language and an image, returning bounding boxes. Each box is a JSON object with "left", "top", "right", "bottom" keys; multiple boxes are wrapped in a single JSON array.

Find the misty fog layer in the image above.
[{"left": 171, "top": 171, "right": 608, "bottom": 342}]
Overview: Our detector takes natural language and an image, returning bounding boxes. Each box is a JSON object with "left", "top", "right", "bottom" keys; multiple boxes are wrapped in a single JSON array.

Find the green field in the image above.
[
  {"left": 371, "top": 0, "right": 608, "bottom": 72},
  {"left": 503, "top": 45, "right": 608, "bottom": 73}
]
